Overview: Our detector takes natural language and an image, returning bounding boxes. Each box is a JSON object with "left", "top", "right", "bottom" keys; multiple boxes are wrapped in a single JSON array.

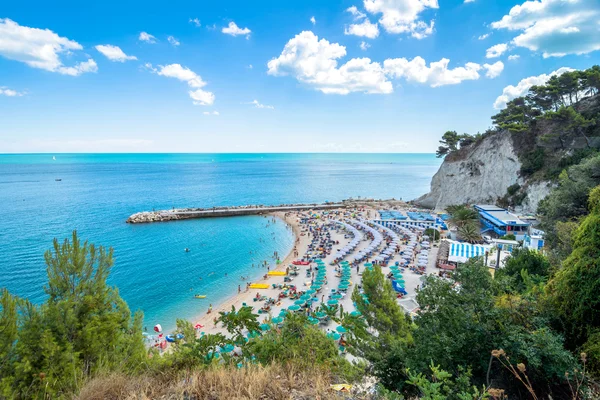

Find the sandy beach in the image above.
[{"left": 190, "top": 206, "right": 440, "bottom": 336}]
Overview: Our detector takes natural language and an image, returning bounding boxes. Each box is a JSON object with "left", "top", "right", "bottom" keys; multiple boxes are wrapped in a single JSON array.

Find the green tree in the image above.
[
  {"left": 0, "top": 232, "right": 146, "bottom": 398},
  {"left": 457, "top": 222, "right": 481, "bottom": 243},
  {"left": 547, "top": 186, "right": 600, "bottom": 346},
  {"left": 217, "top": 305, "right": 260, "bottom": 345},
  {"left": 496, "top": 248, "right": 551, "bottom": 293},
  {"left": 436, "top": 131, "right": 461, "bottom": 158}
]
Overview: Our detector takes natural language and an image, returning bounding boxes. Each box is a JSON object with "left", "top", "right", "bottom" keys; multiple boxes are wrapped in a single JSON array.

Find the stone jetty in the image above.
[{"left": 126, "top": 202, "right": 346, "bottom": 223}]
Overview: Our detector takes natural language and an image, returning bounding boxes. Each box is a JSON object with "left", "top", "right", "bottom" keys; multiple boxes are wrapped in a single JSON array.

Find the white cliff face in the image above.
[
  {"left": 519, "top": 181, "right": 553, "bottom": 214},
  {"left": 415, "top": 133, "right": 547, "bottom": 213}
]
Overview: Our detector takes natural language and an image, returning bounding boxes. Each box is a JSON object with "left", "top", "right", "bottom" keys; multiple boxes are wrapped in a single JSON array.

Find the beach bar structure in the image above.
[{"left": 474, "top": 205, "right": 531, "bottom": 240}]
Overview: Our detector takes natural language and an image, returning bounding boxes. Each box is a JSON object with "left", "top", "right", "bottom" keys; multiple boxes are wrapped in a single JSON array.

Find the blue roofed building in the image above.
[{"left": 474, "top": 204, "right": 531, "bottom": 240}]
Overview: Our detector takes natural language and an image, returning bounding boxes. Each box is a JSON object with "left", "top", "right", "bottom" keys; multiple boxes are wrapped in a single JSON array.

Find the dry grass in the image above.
[{"left": 76, "top": 364, "right": 354, "bottom": 400}]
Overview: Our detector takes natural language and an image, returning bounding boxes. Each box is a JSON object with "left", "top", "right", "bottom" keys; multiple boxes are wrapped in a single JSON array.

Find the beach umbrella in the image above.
[
  {"left": 221, "top": 344, "right": 235, "bottom": 353},
  {"left": 311, "top": 285, "right": 322, "bottom": 291},
  {"left": 327, "top": 299, "right": 339, "bottom": 306},
  {"left": 364, "top": 263, "right": 373, "bottom": 267},
  {"left": 331, "top": 293, "right": 343, "bottom": 300},
  {"left": 294, "top": 299, "right": 306, "bottom": 306},
  {"left": 338, "top": 284, "right": 349, "bottom": 290},
  {"left": 306, "top": 289, "right": 316, "bottom": 295},
  {"left": 315, "top": 311, "right": 327, "bottom": 319},
  {"left": 247, "top": 331, "right": 261, "bottom": 339},
  {"left": 260, "top": 323, "right": 271, "bottom": 332},
  {"left": 336, "top": 326, "right": 347, "bottom": 333},
  {"left": 272, "top": 316, "right": 284, "bottom": 324},
  {"left": 288, "top": 304, "right": 301, "bottom": 311},
  {"left": 350, "top": 311, "right": 362, "bottom": 317},
  {"left": 327, "top": 332, "right": 341, "bottom": 340},
  {"left": 395, "top": 279, "right": 406, "bottom": 285},
  {"left": 307, "top": 317, "right": 319, "bottom": 325},
  {"left": 300, "top": 294, "right": 312, "bottom": 301},
  {"left": 279, "top": 309, "right": 288, "bottom": 317}
]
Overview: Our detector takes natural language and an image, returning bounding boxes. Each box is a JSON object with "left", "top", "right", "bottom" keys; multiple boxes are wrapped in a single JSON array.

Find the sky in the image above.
[{"left": 1, "top": 0, "right": 599, "bottom": 153}]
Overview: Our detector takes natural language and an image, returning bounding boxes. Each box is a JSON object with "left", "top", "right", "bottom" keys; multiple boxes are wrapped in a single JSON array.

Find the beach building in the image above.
[
  {"left": 375, "top": 210, "right": 448, "bottom": 231},
  {"left": 474, "top": 204, "right": 531, "bottom": 240}
]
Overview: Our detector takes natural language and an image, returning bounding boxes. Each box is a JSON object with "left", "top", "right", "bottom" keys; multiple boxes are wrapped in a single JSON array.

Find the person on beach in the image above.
[
  {"left": 238, "top": 285, "right": 241, "bottom": 293},
  {"left": 207, "top": 304, "right": 213, "bottom": 314}
]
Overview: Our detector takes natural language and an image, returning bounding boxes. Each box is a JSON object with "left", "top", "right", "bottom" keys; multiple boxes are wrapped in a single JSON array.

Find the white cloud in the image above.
[
  {"left": 0, "top": 87, "right": 24, "bottom": 96},
  {"left": 486, "top": 43, "right": 508, "bottom": 58},
  {"left": 0, "top": 18, "right": 97, "bottom": 76},
  {"left": 493, "top": 66, "right": 574, "bottom": 109},
  {"left": 310, "top": 16, "right": 316, "bottom": 25},
  {"left": 247, "top": 99, "right": 275, "bottom": 109},
  {"left": 95, "top": 45, "right": 137, "bottom": 62},
  {"left": 363, "top": 0, "right": 438, "bottom": 39},
  {"left": 347, "top": 5, "right": 367, "bottom": 20},
  {"left": 478, "top": 33, "right": 490, "bottom": 40},
  {"left": 345, "top": 19, "right": 380, "bottom": 38},
  {"left": 491, "top": 0, "right": 600, "bottom": 58},
  {"left": 268, "top": 31, "right": 493, "bottom": 93},
  {"left": 384, "top": 57, "right": 482, "bottom": 87},
  {"left": 464, "top": 0, "right": 476, "bottom": 3},
  {"left": 189, "top": 18, "right": 201, "bottom": 27},
  {"left": 267, "top": 31, "right": 392, "bottom": 95},
  {"left": 139, "top": 31, "right": 156, "bottom": 43},
  {"left": 167, "top": 36, "right": 180, "bottom": 46},
  {"left": 508, "top": 54, "right": 520, "bottom": 60},
  {"left": 360, "top": 41, "right": 371, "bottom": 50},
  {"left": 483, "top": 61, "right": 504, "bottom": 78},
  {"left": 222, "top": 21, "right": 251, "bottom": 38},
  {"left": 146, "top": 63, "right": 215, "bottom": 106},
  {"left": 247, "top": 64, "right": 253, "bottom": 69},
  {"left": 203, "top": 111, "right": 219, "bottom": 115}
]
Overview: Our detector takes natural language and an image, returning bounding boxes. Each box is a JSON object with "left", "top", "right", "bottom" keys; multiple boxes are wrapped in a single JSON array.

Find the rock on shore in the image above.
[{"left": 126, "top": 211, "right": 179, "bottom": 223}]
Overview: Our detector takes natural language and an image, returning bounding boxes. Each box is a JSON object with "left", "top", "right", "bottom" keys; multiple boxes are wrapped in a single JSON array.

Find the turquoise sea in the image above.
[{"left": 0, "top": 153, "right": 441, "bottom": 330}]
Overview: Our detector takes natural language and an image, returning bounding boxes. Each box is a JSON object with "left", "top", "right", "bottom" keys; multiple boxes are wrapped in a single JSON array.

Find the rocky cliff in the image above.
[{"left": 415, "top": 132, "right": 552, "bottom": 213}]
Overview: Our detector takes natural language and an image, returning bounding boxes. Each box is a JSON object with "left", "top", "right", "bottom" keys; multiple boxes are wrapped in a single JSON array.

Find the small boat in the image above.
[
  {"left": 185, "top": 248, "right": 190, "bottom": 252},
  {"left": 55, "top": 179, "right": 62, "bottom": 181},
  {"left": 194, "top": 294, "right": 207, "bottom": 299}
]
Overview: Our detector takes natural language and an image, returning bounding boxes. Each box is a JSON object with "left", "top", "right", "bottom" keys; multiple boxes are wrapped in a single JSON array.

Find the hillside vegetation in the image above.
[{"left": 436, "top": 66, "right": 600, "bottom": 210}]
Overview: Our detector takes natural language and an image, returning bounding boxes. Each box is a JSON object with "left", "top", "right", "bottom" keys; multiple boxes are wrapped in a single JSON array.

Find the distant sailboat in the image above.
[{"left": 52, "top": 156, "right": 56, "bottom": 161}]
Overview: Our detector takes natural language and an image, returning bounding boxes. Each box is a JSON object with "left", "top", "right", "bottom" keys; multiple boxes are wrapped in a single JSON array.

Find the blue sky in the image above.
[{"left": 1, "top": 0, "right": 599, "bottom": 153}]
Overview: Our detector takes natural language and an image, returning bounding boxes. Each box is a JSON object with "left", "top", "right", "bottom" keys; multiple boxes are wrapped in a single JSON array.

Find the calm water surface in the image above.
[{"left": 0, "top": 153, "right": 441, "bottom": 330}]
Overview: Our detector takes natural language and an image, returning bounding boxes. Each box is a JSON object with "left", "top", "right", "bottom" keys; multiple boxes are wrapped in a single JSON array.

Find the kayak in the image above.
[{"left": 194, "top": 295, "right": 207, "bottom": 299}]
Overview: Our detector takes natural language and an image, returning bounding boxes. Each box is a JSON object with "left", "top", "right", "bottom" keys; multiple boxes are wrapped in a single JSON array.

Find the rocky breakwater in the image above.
[
  {"left": 126, "top": 202, "right": 347, "bottom": 223},
  {"left": 126, "top": 211, "right": 180, "bottom": 223}
]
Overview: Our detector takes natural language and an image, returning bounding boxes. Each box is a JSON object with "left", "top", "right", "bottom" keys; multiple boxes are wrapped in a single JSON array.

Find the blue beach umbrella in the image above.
[
  {"left": 327, "top": 299, "right": 339, "bottom": 306},
  {"left": 350, "top": 311, "right": 362, "bottom": 317},
  {"left": 221, "top": 344, "right": 234, "bottom": 353},
  {"left": 315, "top": 311, "right": 327, "bottom": 319},
  {"left": 327, "top": 332, "right": 341, "bottom": 341},
  {"left": 272, "top": 317, "right": 284, "bottom": 324},
  {"left": 260, "top": 323, "right": 271, "bottom": 332},
  {"left": 331, "top": 293, "right": 343, "bottom": 300},
  {"left": 288, "top": 304, "right": 301, "bottom": 311},
  {"left": 336, "top": 326, "right": 347, "bottom": 333},
  {"left": 294, "top": 299, "right": 306, "bottom": 306},
  {"left": 307, "top": 317, "right": 319, "bottom": 325}
]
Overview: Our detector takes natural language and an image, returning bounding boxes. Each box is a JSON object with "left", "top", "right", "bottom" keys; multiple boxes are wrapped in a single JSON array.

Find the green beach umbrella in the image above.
[
  {"left": 260, "top": 323, "right": 271, "bottom": 332},
  {"left": 288, "top": 304, "right": 301, "bottom": 311},
  {"left": 331, "top": 293, "right": 343, "bottom": 300},
  {"left": 336, "top": 326, "right": 347, "bottom": 333},
  {"left": 272, "top": 317, "right": 284, "bottom": 324},
  {"left": 327, "top": 299, "right": 339, "bottom": 306}
]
